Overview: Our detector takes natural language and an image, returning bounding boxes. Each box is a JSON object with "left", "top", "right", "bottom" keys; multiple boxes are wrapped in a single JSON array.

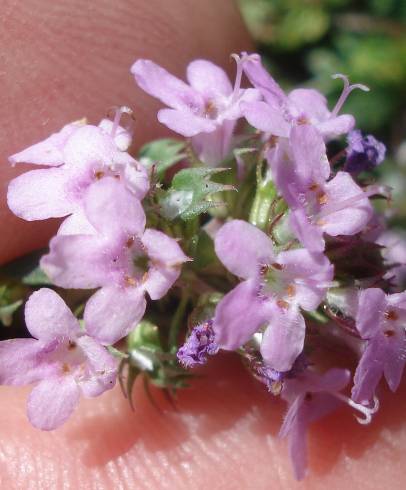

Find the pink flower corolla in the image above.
[
  {"left": 352, "top": 288, "right": 406, "bottom": 404},
  {"left": 241, "top": 53, "right": 368, "bottom": 140},
  {"left": 0, "top": 288, "right": 117, "bottom": 430},
  {"left": 212, "top": 220, "right": 333, "bottom": 372},
  {"left": 269, "top": 124, "right": 372, "bottom": 252},
  {"left": 280, "top": 369, "right": 351, "bottom": 480},
  {"left": 7, "top": 110, "right": 149, "bottom": 221},
  {"left": 41, "top": 177, "right": 189, "bottom": 345},
  {"left": 376, "top": 230, "right": 406, "bottom": 287},
  {"left": 131, "top": 56, "right": 259, "bottom": 165}
]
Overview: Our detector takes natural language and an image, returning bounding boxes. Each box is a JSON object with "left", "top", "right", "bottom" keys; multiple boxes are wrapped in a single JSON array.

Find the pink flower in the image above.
[
  {"left": 41, "top": 177, "right": 190, "bottom": 345},
  {"left": 7, "top": 114, "right": 149, "bottom": 221},
  {"left": 131, "top": 56, "right": 259, "bottom": 165},
  {"left": 0, "top": 289, "right": 117, "bottom": 430},
  {"left": 212, "top": 220, "right": 333, "bottom": 371}
]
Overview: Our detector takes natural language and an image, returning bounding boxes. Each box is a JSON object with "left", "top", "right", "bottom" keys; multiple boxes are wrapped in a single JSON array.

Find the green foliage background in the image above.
[{"left": 238, "top": 0, "right": 406, "bottom": 219}]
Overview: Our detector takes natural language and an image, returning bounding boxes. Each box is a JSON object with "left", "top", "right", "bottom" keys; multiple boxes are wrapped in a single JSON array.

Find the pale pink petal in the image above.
[
  {"left": 241, "top": 100, "right": 290, "bottom": 136},
  {"left": 277, "top": 249, "right": 333, "bottom": 310},
  {"left": 84, "top": 177, "right": 146, "bottom": 238},
  {"left": 25, "top": 288, "right": 80, "bottom": 340},
  {"left": 289, "top": 208, "right": 325, "bottom": 252},
  {"left": 384, "top": 334, "right": 406, "bottom": 393},
  {"left": 76, "top": 336, "right": 117, "bottom": 397},
  {"left": 84, "top": 286, "right": 147, "bottom": 345},
  {"left": 191, "top": 121, "right": 235, "bottom": 165},
  {"left": 213, "top": 279, "right": 268, "bottom": 350},
  {"left": 288, "top": 89, "right": 330, "bottom": 123},
  {"left": 41, "top": 235, "right": 109, "bottom": 289},
  {"left": 186, "top": 59, "right": 232, "bottom": 96},
  {"left": 142, "top": 229, "right": 189, "bottom": 266},
  {"left": 261, "top": 306, "right": 306, "bottom": 372},
  {"left": 0, "top": 339, "right": 58, "bottom": 385},
  {"left": 215, "top": 220, "right": 275, "bottom": 279},
  {"left": 27, "top": 376, "right": 80, "bottom": 430},
  {"left": 57, "top": 209, "right": 96, "bottom": 236},
  {"left": 158, "top": 108, "right": 217, "bottom": 137},
  {"left": 131, "top": 59, "right": 203, "bottom": 111},
  {"left": 98, "top": 118, "right": 133, "bottom": 151},
  {"left": 7, "top": 168, "right": 73, "bottom": 220},
  {"left": 8, "top": 122, "right": 81, "bottom": 166},
  {"left": 143, "top": 265, "right": 181, "bottom": 300},
  {"left": 356, "top": 288, "right": 386, "bottom": 339},
  {"left": 322, "top": 172, "right": 373, "bottom": 236},
  {"left": 290, "top": 124, "right": 330, "bottom": 185},
  {"left": 316, "top": 114, "right": 355, "bottom": 140}
]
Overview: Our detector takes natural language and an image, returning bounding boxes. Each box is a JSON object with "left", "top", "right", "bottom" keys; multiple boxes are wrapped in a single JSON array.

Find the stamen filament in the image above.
[
  {"left": 333, "top": 393, "right": 379, "bottom": 424},
  {"left": 331, "top": 74, "right": 369, "bottom": 117}
]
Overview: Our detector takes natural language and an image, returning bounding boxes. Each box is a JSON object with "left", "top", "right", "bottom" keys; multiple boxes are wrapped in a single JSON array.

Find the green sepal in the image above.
[
  {"left": 22, "top": 266, "right": 52, "bottom": 286},
  {"left": 139, "top": 138, "right": 186, "bottom": 179},
  {"left": 0, "top": 299, "right": 23, "bottom": 327},
  {"left": 158, "top": 167, "right": 235, "bottom": 221}
]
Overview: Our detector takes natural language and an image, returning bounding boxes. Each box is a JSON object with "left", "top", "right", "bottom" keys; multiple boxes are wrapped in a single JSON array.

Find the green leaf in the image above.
[
  {"left": 159, "top": 167, "right": 235, "bottom": 221},
  {"left": 0, "top": 299, "right": 23, "bottom": 327},
  {"left": 139, "top": 138, "right": 186, "bottom": 178},
  {"left": 22, "top": 267, "right": 52, "bottom": 286}
]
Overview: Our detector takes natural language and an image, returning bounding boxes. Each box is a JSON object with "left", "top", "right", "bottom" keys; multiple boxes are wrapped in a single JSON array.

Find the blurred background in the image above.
[{"left": 237, "top": 0, "right": 406, "bottom": 223}]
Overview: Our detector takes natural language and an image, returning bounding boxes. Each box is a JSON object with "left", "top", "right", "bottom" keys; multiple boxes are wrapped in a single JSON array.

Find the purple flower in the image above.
[
  {"left": 269, "top": 125, "right": 373, "bottom": 252},
  {"left": 212, "top": 220, "right": 333, "bottom": 371},
  {"left": 376, "top": 230, "right": 406, "bottom": 287},
  {"left": 7, "top": 113, "right": 149, "bottom": 221},
  {"left": 241, "top": 53, "right": 368, "bottom": 140},
  {"left": 280, "top": 369, "right": 351, "bottom": 480},
  {"left": 41, "top": 177, "right": 190, "bottom": 345},
  {"left": 177, "top": 321, "right": 219, "bottom": 367},
  {"left": 352, "top": 288, "right": 406, "bottom": 404},
  {"left": 131, "top": 56, "right": 259, "bottom": 165},
  {"left": 345, "top": 130, "right": 386, "bottom": 174},
  {"left": 0, "top": 288, "right": 117, "bottom": 430}
]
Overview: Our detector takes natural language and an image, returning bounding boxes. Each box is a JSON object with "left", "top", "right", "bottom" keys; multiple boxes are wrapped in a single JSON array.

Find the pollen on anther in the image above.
[
  {"left": 317, "top": 192, "right": 328, "bottom": 205},
  {"left": 126, "top": 236, "right": 135, "bottom": 248},
  {"left": 94, "top": 170, "right": 105, "bottom": 180},
  {"left": 277, "top": 299, "right": 289, "bottom": 310},
  {"left": 271, "top": 262, "right": 284, "bottom": 271},
  {"left": 385, "top": 310, "right": 398, "bottom": 321},
  {"left": 286, "top": 284, "right": 296, "bottom": 297},
  {"left": 125, "top": 275, "right": 137, "bottom": 286}
]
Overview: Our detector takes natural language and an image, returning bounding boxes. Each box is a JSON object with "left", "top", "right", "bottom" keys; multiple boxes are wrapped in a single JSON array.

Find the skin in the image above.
[{"left": 0, "top": 1, "right": 406, "bottom": 488}]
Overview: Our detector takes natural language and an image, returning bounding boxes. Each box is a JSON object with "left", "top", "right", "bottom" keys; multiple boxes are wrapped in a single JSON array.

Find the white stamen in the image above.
[
  {"left": 111, "top": 106, "right": 133, "bottom": 138},
  {"left": 331, "top": 74, "right": 369, "bottom": 117},
  {"left": 230, "top": 54, "right": 244, "bottom": 103},
  {"left": 333, "top": 393, "right": 379, "bottom": 424}
]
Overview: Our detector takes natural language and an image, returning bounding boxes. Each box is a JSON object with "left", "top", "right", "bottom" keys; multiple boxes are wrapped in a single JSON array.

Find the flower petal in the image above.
[
  {"left": 215, "top": 220, "right": 275, "bottom": 279},
  {"left": 186, "top": 59, "right": 232, "bottom": 97},
  {"left": 352, "top": 337, "right": 385, "bottom": 403},
  {"left": 142, "top": 229, "right": 189, "bottom": 266},
  {"left": 356, "top": 288, "right": 386, "bottom": 339},
  {"left": 0, "top": 339, "right": 58, "bottom": 385},
  {"left": 288, "top": 89, "right": 330, "bottom": 123},
  {"left": 316, "top": 114, "right": 355, "bottom": 140},
  {"left": 131, "top": 59, "right": 203, "bottom": 111},
  {"left": 84, "top": 286, "right": 147, "bottom": 345},
  {"left": 76, "top": 335, "right": 117, "bottom": 397},
  {"left": 213, "top": 279, "right": 268, "bottom": 350},
  {"left": 241, "top": 100, "right": 290, "bottom": 136},
  {"left": 322, "top": 172, "right": 372, "bottom": 236},
  {"left": 41, "top": 235, "right": 109, "bottom": 289},
  {"left": 289, "top": 208, "right": 325, "bottom": 252},
  {"left": 7, "top": 168, "right": 73, "bottom": 220},
  {"left": 277, "top": 249, "right": 333, "bottom": 311},
  {"left": 260, "top": 305, "right": 306, "bottom": 372},
  {"left": 25, "top": 288, "right": 80, "bottom": 340},
  {"left": 158, "top": 108, "right": 217, "bottom": 137},
  {"left": 27, "top": 376, "right": 80, "bottom": 430},
  {"left": 84, "top": 177, "right": 146, "bottom": 238},
  {"left": 8, "top": 122, "right": 81, "bottom": 166}
]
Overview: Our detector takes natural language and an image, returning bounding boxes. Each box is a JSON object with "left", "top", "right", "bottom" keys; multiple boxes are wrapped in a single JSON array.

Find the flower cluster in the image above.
[{"left": 1, "top": 52, "right": 404, "bottom": 480}]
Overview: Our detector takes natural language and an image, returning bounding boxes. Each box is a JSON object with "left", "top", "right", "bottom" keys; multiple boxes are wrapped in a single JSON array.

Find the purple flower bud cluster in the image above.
[{"left": 1, "top": 52, "right": 403, "bottom": 480}]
